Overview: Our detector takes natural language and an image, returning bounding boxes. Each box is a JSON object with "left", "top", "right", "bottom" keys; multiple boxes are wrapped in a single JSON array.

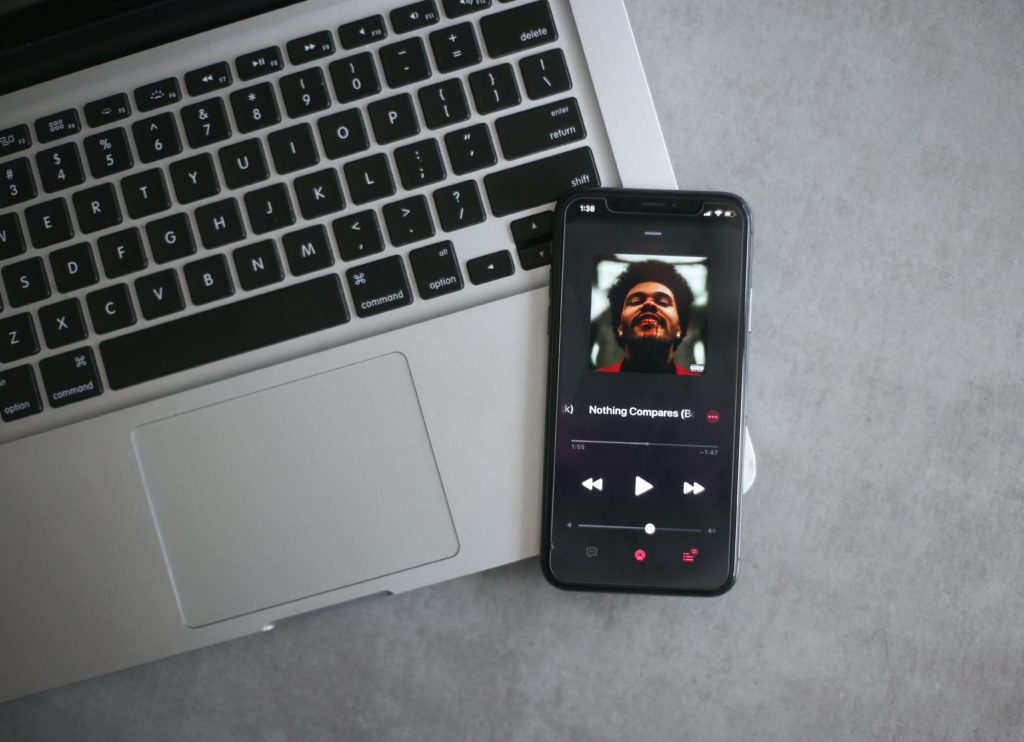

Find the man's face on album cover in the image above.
[{"left": 617, "top": 281, "right": 682, "bottom": 348}]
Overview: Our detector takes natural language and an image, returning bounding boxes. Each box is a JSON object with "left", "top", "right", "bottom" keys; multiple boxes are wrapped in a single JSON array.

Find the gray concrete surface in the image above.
[{"left": 3, "top": 1, "right": 1024, "bottom": 739}]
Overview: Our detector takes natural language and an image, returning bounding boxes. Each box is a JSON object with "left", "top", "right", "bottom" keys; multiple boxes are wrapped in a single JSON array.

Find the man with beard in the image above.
[{"left": 596, "top": 259, "right": 699, "bottom": 375}]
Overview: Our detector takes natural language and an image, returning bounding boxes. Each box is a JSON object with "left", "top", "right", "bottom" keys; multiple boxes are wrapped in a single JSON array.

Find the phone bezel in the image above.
[{"left": 540, "top": 187, "right": 752, "bottom": 596}]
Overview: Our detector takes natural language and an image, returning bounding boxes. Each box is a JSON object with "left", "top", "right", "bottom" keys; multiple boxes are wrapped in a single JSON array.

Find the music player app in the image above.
[{"left": 544, "top": 193, "right": 749, "bottom": 593}]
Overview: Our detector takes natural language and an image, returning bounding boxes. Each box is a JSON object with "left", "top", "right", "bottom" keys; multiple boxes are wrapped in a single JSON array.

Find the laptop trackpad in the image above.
[{"left": 132, "top": 352, "right": 459, "bottom": 628}]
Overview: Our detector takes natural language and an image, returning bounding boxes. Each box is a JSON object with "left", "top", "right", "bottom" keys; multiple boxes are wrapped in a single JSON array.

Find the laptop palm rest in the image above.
[{"left": 131, "top": 352, "right": 459, "bottom": 628}]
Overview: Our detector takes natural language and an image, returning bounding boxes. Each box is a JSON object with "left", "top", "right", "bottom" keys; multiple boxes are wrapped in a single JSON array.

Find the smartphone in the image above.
[{"left": 541, "top": 188, "right": 751, "bottom": 595}]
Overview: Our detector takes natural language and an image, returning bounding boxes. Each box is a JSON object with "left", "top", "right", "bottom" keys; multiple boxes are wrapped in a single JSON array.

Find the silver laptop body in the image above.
[{"left": 0, "top": 0, "right": 731, "bottom": 701}]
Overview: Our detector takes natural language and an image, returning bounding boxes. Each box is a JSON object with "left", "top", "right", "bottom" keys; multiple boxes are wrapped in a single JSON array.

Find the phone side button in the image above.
[{"left": 747, "top": 288, "right": 753, "bottom": 333}]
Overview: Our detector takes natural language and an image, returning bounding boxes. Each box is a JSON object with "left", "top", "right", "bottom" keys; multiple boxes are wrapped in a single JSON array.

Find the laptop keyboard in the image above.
[{"left": 0, "top": 0, "right": 601, "bottom": 431}]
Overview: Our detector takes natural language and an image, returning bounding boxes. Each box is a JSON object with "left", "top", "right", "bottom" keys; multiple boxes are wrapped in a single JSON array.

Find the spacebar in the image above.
[{"left": 100, "top": 275, "right": 349, "bottom": 390}]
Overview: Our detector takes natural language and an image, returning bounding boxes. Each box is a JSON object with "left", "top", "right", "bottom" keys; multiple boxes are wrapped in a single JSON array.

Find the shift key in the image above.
[{"left": 484, "top": 146, "right": 598, "bottom": 217}]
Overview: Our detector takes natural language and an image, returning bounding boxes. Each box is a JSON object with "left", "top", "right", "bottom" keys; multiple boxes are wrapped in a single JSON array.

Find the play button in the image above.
[{"left": 634, "top": 476, "right": 653, "bottom": 496}]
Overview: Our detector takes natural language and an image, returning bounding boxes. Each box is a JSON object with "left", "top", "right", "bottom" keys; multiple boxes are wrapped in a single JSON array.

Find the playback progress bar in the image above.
[{"left": 571, "top": 439, "right": 718, "bottom": 450}]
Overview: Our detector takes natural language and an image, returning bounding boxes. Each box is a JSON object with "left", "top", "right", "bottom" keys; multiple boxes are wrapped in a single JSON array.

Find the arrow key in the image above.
[{"left": 467, "top": 249, "right": 514, "bottom": 285}]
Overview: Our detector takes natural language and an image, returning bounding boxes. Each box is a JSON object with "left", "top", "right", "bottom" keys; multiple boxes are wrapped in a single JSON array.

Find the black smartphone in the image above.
[{"left": 541, "top": 188, "right": 751, "bottom": 595}]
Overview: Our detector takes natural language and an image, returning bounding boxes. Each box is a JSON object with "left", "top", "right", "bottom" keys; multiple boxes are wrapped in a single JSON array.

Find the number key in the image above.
[
  {"left": 180, "top": 99, "right": 232, "bottom": 148},
  {"left": 132, "top": 114, "right": 182, "bottom": 163},
  {"left": 280, "top": 68, "right": 330, "bottom": 119},
  {"left": 329, "top": 52, "right": 381, "bottom": 104},
  {"left": 0, "top": 158, "right": 36, "bottom": 208},
  {"left": 230, "top": 83, "right": 281, "bottom": 134},
  {"left": 35, "top": 142, "right": 85, "bottom": 193},
  {"left": 84, "top": 128, "right": 134, "bottom": 177}
]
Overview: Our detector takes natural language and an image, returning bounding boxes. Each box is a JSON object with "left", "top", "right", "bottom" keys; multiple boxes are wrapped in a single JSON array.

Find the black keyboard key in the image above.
[
  {"left": 100, "top": 275, "right": 349, "bottom": 389},
  {"left": 510, "top": 210, "right": 554, "bottom": 247},
  {"left": 287, "top": 30, "right": 336, "bottom": 65},
  {"left": 346, "top": 255, "right": 412, "bottom": 317},
  {"left": 36, "top": 143, "right": 85, "bottom": 193},
  {"left": 184, "top": 254, "right": 234, "bottom": 305},
  {"left": 237, "top": 46, "right": 284, "bottom": 81},
  {"left": 391, "top": 0, "right": 440, "bottom": 33},
  {"left": 480, "top": 0, "right": 557, "bottom": 58},
  {"left": 49, "top": 242, "right": 98, "bottom": 293},
  {"left": 0, "top": 312, "right": 38, "bottom": 362},
  {"left": 0, "top": 158, "right": 36, "bottom": 208},
  {"left": 181, "top": 98, "right": 232, "bottom": 148},
  {"left": 333, "top": 210, "right": 384, "bottom": 261},
  {"left": 35, "top": 109, "right": 81, "bottom": 144},
  {"left": 317, "top": 108, "right": 369, "bottom": 159},
  {"left": 72, "top": 184, "right": 121, "bottom": 234},
  {"left": 409, "top": 240, "right": 462, "bottom": 299},
  {"left": 146, "top": 213, "right": 197, "bottom": 264},
  {"left": 121, "top": 169, "right": 171, "bottom": 219},
  {"left": 244, "top": 183, "right": 296, "bottom": 234},
  {"left": 443, "top": 0, "right": 490, "bottom": 17},
  {"left": 39, "top": 346, "right": 103, "bottom": 407},
  {"left": 25, "top": 198, "right": 73, "bottom": 247},
  {"left": 379, "top": 38, "right": 431, "bottom": 88},
  {"left": 430, "top": 23, "right": 481, "bottom": 74},
  {"left": 0, "top": 124, "right": 31, "bottom": 157},
  {"left": 283, "top": 225, "right": 334, "bottom": 276},
  {"left": 329, "top": 53, "right": 381, "bottom": 104},
  {"left": 517, "top": 241, "right": 551, "bottom": 270},
  {"left": 338, "top": 15, "right": 386, "bottom": 49},
  {"left": 382, "top": 195, "right": 434, "bottom": 247},
  {"left": 135, "top": 269, "right": 185, "bottom": 320},
  {"left": 484, "top": 145, "right": 597, "bottom": 216},
  {"left": 135, "top": 78, "right": 182, "bottom": 112},
  {"left": 368, "top": 93, "right": 420, "bottom": 144},
  {"left": 496, "top": 97, "right": 584, "bottom": 159},
  {"left": 232, "top": 240, "right": 284, "bottom": 290},
  {"left": 268, "top": 123, "right": 320, "bottom": 174},
  {"left": 433, "top": 181, "right": 485, "bottom": 232},
  {"left": 230, "top": 83, "right": 281, "bottom": 134},
  {"left": 294, "top": 168, "right": 345, "bottom": 219},
  {"left": 511, "top": 211, "right": 553, "bottom": 269},
  {"left": 84, "top": 93, "right": 131, "bottom": 127},
  {"left": 0, "top": 364, "right": 42, "bottom": 422},
  {"left": 444, "top": 124, "right": 496, "bottom": 175},
  {"left": 185, "top": 62, "right": 233, "bottom": 97},
  {"left": 467, "top": 249, "right": 514, "bottom": 284},
  {"left": 219, "top": 138, "right": 270, "bottom": 189},
  {"left": 133, "top": 113, "right": 182, "bottom": 163},
  {"left": 38, "top": 298, "right": 87, "bottom": 349},
  {"left": 169, "top": 153, "right": 221, "bottom": 204},
  {"left": 195, "top": 198, "right": 246, "bottom": 248},
  {"left": 418, "top": 79, "right": 470, "bottom": 130},
  {"left": 344, "top": 153, "right": 395, "bottom": 205},
  {"left": 0, "top": 212, "right": 25, "bottom": 261},
  {"left": 469, "top": 63, "right": 520, "bottom": 115},
  {"left": 83, "top": 128, "right": 134, "bottom": 179},
  {"left": 87, "top": 283, "right": 136, "bottom": 334},
  {"left": 280, "top": 67, "right": 331, "bottom": 118},
  {"left": 97, "top": 227, "right": 147, "bottom": 278},
  {"left": 520, "top": 48, "right": 571, "bottom": 99},
  {"left": 395, "top": 139, "right": 446, "bottom": 189}
]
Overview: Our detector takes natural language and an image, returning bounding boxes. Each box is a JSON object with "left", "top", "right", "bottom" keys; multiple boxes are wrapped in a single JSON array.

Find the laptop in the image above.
[{"left": 0, "top": 0, "right": 755, "bottom": 701}]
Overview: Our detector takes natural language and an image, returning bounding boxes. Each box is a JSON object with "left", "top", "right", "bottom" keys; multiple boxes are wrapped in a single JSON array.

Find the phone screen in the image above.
[{"left": 543, "top": 190, "right": 750, "bottom": 594}]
